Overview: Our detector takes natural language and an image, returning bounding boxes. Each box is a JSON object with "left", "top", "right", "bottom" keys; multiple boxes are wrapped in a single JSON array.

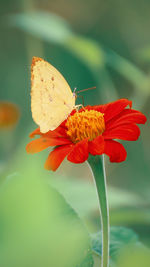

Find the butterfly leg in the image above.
[
  {"left": 75, "top": 104, "right": 85, "bottom": 111},
  {"left": 77, "top": 95, "right": 85, "bottom": 106}
]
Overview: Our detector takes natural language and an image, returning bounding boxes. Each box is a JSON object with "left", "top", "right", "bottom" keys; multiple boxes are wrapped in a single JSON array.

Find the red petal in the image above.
[
  {"left": 103, "top": 99, "right": 132, "bottom": 122},
  {"left": 29, "top": 124, "right": 67, "bottom": 139},
  {"left": 45, "top": 144, "right": 72, "bottom": 171},
  {"left": 85, "top": 99, "right": 132, "bottom": 122},
  {"left": 88, "top": 135, "right": 104, "bottom": 155},
  {"left": 104, "top": 140, "right": 127, "bottom": 162},
  {"left": 106, "top": 109, "right": 147, "bottom": 130},
  {"left": 67, "top": 139, "right": 89, "bottom": 163},
  {"left": 26, "top": 136, "right": 72, "bottom": 154},
  {"left": 50, "top": 125, "right": 68, "bottom": 138},
  {"left": 104, "top": 123, "right": 140, "bottom": 141},
  {"left": 70, "top": 109, "right": 77, "bottom": 116},
  {"left": 29, "top": 128, "right": 41, "bottom": 138}
]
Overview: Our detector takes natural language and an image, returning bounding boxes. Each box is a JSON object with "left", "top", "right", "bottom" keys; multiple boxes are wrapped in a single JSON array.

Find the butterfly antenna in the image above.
[
  {"left": 74, "top": 86, "right": 96, "bottom": 106},
  {"left": 76, "top": 86, "right": 96, "bottom": 94}
]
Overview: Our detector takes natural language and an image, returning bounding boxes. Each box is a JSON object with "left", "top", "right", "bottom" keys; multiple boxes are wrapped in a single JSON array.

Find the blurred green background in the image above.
[{"left": 0, "top": 0, "right": 150, "bottom": 266}]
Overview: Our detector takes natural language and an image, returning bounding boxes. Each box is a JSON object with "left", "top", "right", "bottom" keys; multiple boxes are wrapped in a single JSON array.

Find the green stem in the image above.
[{"left": 87, "top": 155, "right": 109, "bottom": 267}]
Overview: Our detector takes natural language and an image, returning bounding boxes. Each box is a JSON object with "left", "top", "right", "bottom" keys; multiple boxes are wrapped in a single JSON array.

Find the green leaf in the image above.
[
  {"left": 66, "top": 36, "right": 104, "bottom": 68},
  {"left": 8, "top": 12, "right": 104, "bottom": 69},
  {"left": 105, "top": 49, "right": 150, "bottom": 96},
  {"left": 8, "top": 12, "right": 73, "bottom": 44},
  {"left": 51, "top": 178, "right": 146, "bottom": 217},
  {"left": 0, "top": 173, "right": 93, "bottom": 267},
  {"left": 91, "top": 227, "right": 139, "bottom": 260}
]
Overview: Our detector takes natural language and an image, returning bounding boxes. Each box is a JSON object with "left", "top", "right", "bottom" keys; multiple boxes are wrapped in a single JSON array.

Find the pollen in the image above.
[{"left": 66, "top": 109, "right": 105, "bottom": 143}]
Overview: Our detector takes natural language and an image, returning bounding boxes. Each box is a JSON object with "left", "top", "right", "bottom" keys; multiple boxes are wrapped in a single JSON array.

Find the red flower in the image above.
[
  {"left": 0, "top": 101, "right": 20, "bottom": 129},
  {"left": 26, "top": 99, "right": 147, "bottom": 171}
]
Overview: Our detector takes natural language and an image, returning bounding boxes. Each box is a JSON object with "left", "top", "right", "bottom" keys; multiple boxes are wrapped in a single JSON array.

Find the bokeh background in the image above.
[{"left": 0, "top": 0, "right": 150, "bottom": 266}]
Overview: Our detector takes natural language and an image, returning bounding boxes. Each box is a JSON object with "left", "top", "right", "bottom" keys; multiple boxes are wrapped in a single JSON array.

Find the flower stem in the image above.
[{"left": 87, "top": 155, "right": 109, "bottom": 267}]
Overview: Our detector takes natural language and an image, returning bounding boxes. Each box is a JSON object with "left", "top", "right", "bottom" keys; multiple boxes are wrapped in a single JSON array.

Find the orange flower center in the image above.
[{"left": 66, "top": 110, "right": 105, "bottom": 143}]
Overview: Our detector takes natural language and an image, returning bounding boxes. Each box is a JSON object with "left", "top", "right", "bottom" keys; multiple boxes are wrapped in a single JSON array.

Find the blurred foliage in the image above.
[
  {"left": 92, "top": 227, "right": 150, "bottom": 266},
  {"left": 51, "top": 177, "right": 146, "bottom": 215},
  {"left": 8, "top": 12, "right": 74, "bottom": 44},
  {"left": 0, "top": 172, "right": 93, "bottom": 267},
  {"left": 92, "top": 227, "right": 140, "bottom": 259},
  {"left": 116, "top": 245, "right": 150, "bottom": 267},
  {"left": 0, "top": 0, "right": 150, "bottom": 266}
]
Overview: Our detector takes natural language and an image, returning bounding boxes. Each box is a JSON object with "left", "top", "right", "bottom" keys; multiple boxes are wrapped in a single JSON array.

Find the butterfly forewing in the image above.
[{"left": 31, "top": 57, "right": 75, "bottom": 133}]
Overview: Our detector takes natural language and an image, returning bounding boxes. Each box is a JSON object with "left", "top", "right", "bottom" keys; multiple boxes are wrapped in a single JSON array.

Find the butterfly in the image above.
[{"left": 31, "top": 57, "right": 76, "bottom": 133}]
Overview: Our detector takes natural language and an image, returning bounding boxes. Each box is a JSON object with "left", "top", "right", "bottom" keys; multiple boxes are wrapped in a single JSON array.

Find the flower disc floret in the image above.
[{"left": 66, "top": 110, "right": 105, "bottom": 143}]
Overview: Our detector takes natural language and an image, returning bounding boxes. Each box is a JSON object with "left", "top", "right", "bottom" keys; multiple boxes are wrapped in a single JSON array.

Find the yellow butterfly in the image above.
[{"left": 31, "top": 57, "right": 76, "bottom": 133}]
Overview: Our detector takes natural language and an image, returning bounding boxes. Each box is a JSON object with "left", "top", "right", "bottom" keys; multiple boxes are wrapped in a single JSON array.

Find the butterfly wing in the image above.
[{"left": 31, "top": 57, "right": 75, "bottom": 133}]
